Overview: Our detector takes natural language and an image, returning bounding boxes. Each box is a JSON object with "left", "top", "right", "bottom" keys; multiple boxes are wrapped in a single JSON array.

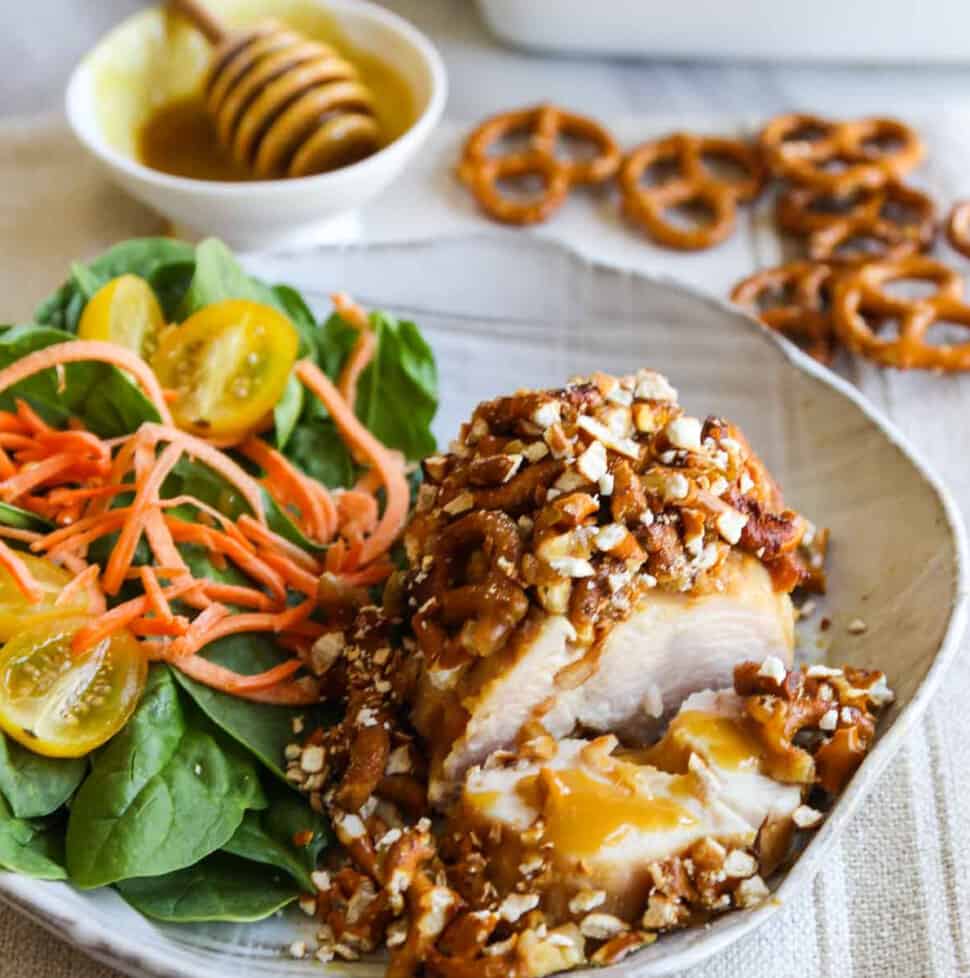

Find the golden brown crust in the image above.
[
  {"left": 404, "top": 372, "right": 810, "bottom": 701},
  {"left": 734, "top": 661, "right": 888, "bottom": 792}
]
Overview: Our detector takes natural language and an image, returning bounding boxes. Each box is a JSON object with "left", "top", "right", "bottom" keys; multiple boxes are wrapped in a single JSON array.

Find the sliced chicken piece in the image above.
[
  {"left": 415, "top": 552, "right": 793, "bottom": 803},
  {"left": 405, "top": 371, "right": 807, "bottom": 804},
  {"left": 457, "top": 687, "right": 802, "bottom": 922},
  {"left": 543, "top": 554, "right": 794, "bottom": 745}
]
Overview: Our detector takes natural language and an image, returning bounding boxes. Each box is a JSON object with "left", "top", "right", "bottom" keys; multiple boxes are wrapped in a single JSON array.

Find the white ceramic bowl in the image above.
[{"left": 65, "top": 0, "right": 446, "bottom": 251}]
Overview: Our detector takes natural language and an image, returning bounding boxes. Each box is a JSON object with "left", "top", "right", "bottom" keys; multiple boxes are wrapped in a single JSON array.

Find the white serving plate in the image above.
[
  {"left": 475, "top": 0, "right": 970, "bottom": 61},
  {"left": 0, "top": 236, "right": 965, "bottom": 978}
]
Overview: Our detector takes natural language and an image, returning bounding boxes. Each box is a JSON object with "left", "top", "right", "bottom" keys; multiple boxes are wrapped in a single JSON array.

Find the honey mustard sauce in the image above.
[
  {"left": 137, "top": 31, "right": 414, "bottom": 181},
  {"left": 516, "top": 768, "right": 697, "bottom": 857},
  {"left": 642, "top": 710, "right": 765, "bottom": 774}
]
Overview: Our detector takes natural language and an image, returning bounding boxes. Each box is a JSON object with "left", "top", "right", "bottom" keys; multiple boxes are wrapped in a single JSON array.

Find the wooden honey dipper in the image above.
[{"left": 168, "top": 0, "right": 382, "bottom": 179}]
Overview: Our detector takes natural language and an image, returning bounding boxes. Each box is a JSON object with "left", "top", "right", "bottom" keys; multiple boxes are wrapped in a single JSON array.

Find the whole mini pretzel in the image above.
[
  {"left": 946, "top": 201, "right": 970, "bottom": 259},
  {"left": 777, "top": 182, "right": 936, "bottom": 263},
  {"left": 619, "top": 133, "right": 765, "bottom": 250},
  {"left": 458, "top": 104, "right": 621, "bottom": 225},
  {"left": 833, "top": 255, "right": 970, "bottom": 370},
  {"left": 760, "top": 113, "right": 924, "bottom": 194},
  {"left": 732, "top": 261, "right": 839, "bottom": 364}
]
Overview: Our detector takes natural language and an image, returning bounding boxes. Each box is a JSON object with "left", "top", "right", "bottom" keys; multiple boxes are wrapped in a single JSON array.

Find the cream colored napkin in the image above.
[{"left": 0, "top": 112, "right": 968, "bottom": 978}]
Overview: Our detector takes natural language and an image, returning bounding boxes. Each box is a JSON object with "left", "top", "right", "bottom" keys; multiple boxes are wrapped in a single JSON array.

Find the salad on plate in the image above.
[{"left": 0, "top": 236, "right": 434, "bottom": 918}]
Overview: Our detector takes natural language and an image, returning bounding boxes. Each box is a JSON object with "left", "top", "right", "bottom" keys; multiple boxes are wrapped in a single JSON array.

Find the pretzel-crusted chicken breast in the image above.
[
  {"left": 404, "top": 370, "right": 814, "bottom": 800},
  {"left": 290, "top": 369, "right": 888, "bottom": 978}
]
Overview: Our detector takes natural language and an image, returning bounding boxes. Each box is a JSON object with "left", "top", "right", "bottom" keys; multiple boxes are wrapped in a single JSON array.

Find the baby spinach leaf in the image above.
[
  {"left": 170, "top": 634, "right": 338, "bottom": 780},
  {"left": 0, "top": 325, "right": 160, "bottom": 437},
  {"left": 178, "top": 238, "right": 281, "bottom": 318},
  {"left": 260, "top": 789, "right": 331, "bottom": 876},
  {"left": 0, "top": 733, "right": 85, "bottom": 819},
  {"left": 283, "top": 310, "right": 438, "bottom": 485},
  {"left": 285, "top": 409, "right": 358, "bottom": 489},
  {"left": 115, "top": 852, "right": 297, "bottom": 923},
  {"left": 0, "top": 501, "right": 51, "bottom": 533},
  {"left": 357, "top": 312, "right": 438, "bottom": 462},
  {"left": 224, "top": 785, "right": 331, "bottom": 891},
  {"left": 223, "top": 810, "right": 314, "bottom": 890},
  {"left": 66, "top": 666, "right": 266, "bottom": 889},
  {"left": 36, "top": 238, "right": 196, "bottom": 330},
  {"left": 164, "top": 454, "right": 321, "bottom": 555},
  {"left": 273, "top": 374, "right": 304, "bottom": 451},
  {"left": 271, "top": 284, "right": 319, "bottom": 360},
  {"left": 0, "top": 795, "right": 67, "bottom": 880}
]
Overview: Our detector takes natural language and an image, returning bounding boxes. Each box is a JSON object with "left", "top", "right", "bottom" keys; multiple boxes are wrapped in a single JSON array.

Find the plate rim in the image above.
[{"left": 1, "top": 233, "right": 966, "bottom": 978}]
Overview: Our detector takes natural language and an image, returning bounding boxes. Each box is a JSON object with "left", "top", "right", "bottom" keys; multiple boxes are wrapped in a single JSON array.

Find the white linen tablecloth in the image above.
[{"left": 0, "top": 112, "right": 968, "bottom": 978}]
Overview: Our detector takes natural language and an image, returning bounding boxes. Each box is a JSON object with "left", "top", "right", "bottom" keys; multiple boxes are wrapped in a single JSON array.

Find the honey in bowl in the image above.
[{"left": 101, "top": 2, "right": 416, "bottom": 183}]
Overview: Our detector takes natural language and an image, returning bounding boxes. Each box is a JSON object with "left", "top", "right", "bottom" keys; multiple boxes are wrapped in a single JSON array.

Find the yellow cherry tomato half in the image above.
[
  {"left": 0, "top": 616, "right": 147, "bottom": 758},
  {"left": 151, "top": 299, "right": 298, "bottom": 439},
  {"left": 0, "top": 554, "right": 96, "bottom": 642},
  {"left": 77, "top": 274, "right": 167, "bottom": 361}
]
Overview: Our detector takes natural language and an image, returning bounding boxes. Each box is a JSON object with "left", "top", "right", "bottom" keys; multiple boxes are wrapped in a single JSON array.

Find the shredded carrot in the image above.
[
  {"left": 140, "top": 566, "right": 173, "bottom": 622},
  {"left": 167, "top": 652, "right": 318, "bottom": 702},
  {"left": 260, "top": 550, "right": 319, "bottom": 595},
  {"left": 55, "top": 563, "right": 101, "bottom": 609},
  {"left": 0, "top": 454, "right": 88, "bottom": 503},
  {"left": 130, "top": 616, "right": 190, "bottom": 637},
  {"left": 165, "top": 517, "right": 288, "bottom": 600},
  {"left": 0, "top": 341, "right": 173, "bottom": 425},
  {"left": 331, "top": 292, "right": 371, "bottom": 332},
  {"left": 103, "top": 441, "right": 184, "bottom": 595},
  {"left": 36, "top": 509, "right": 131, "bottom": 551},
  {"left": 0, "top": 527, "right": 43, "bottom": 545},
  {"left": 0, "top": 294, "right": 414, "bottom": 710},
  {"left": 336, "top": 489, "right": 379, "bottom": 540},
  {"left": 0, "top": 433, "right": 35, "bottom": 451},
  {"left": 239, "top": 437, "right": 331, "bottom": 541},
  {"left": 296, "top": 359, "right": 409, "bottom": 566},
  {"left": 200, "top": 582, "right": 275, "bottom": 610},
  {"left": 47, "top": 484, "right": 128, "bottom": 506},
  {"left": 0, "top": 539, "right": 43, "bottom": 603},
  {"left": 15, "top": 400, "right": 54, "bottom": 436},
  {"left": 72, "top": 577, "right": 199, "bottom": 654},
  {"left": 353, "top": 467, "right": 384, "bottom": 495},
  {"left": 140, "top": 424, "right": 265, "bottom": 522},
  {"left": 339, "top": 559, "right": 394, "bottom": 588},
  {"left": 171, "top": 596, "right": 315, "bottom": 658},
  {"left": 41, "top": 513, "right": 130, "bottom": 560},
  {"left": 0, "top": 413, "right": 28, "bottom": 433},
  {"left": 0, "top": 446, "right": 16, "bottom": 480},
  {"left": 237, "top": 514, "right": 321, "bottom": 573},
  {"left": 174, "top": 602, "right": 231, "bottom": 655},
  {"left": 338, "top": 329, "right": 376, "bottom": 412}
]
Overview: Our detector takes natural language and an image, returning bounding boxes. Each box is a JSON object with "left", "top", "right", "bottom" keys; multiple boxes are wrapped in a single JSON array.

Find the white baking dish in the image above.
[{"left": 476, "top": 0, "right": 970, "bottom": 62}]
